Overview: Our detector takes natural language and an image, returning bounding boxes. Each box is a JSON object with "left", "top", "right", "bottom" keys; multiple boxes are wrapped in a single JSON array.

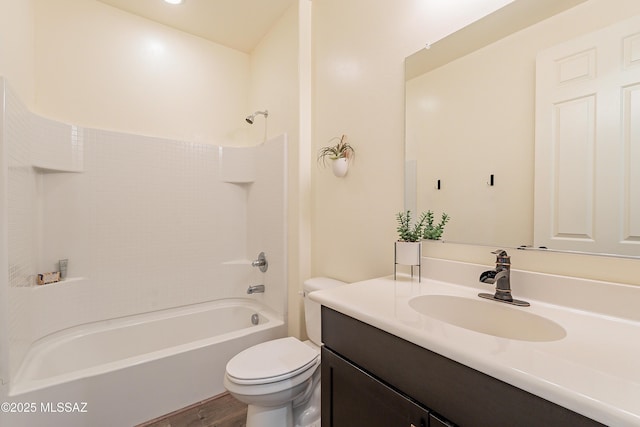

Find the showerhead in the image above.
[{"left": 245, "top": 110, "right": 268, "bottom": 124}]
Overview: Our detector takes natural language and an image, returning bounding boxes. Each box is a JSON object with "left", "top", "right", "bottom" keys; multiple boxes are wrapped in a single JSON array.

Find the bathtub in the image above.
[{"left": 2, "top": 298, "right": 285, "bottom": 427}]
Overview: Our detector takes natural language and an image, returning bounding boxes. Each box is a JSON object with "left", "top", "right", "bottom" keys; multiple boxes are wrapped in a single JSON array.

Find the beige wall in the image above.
[
  {"left": 0, "top": 0, "right": 35, "bottom": 106},
  {"left": 310, "top": 0, "right": 516, "bottom": 283},
  {"left": 33, "top": 0, "right": 250, "bottom": 145},
  {"left": 311, "top": 0, "right": 640, "bottom": 287}
]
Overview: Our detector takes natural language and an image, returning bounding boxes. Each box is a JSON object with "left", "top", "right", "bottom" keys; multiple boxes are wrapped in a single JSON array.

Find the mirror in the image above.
[{"left": 405, "top": 0, "right": 640, "bottom": 258}]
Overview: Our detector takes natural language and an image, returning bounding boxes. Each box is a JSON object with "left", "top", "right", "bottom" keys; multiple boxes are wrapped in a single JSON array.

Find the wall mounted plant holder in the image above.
[
  {"left": 317, "top": 134, "right": 355, "bottom": 178},
  {"left": 332, "top": 158, "right": 349, "bottom": 177}
]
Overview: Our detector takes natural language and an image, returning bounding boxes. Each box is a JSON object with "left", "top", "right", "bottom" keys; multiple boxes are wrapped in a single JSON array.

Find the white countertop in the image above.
[{"left": 310, "top": 258, "right": 640, "bottom": 427}]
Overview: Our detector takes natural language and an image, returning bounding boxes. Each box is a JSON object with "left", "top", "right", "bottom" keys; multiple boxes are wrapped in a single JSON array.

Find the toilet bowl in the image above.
[{"left": 224, "top": 277, "right": 345, "bottom": 427}]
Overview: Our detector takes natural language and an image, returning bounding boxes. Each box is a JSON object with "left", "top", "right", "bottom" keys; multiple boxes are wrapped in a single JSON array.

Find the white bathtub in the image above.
[{"left": 3, "top": 298, "right": 285, "bottom": 427}]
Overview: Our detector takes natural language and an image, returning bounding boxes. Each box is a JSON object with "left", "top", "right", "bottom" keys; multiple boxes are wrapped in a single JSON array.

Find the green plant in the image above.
[
  {"left": 317, "top": 134, "right": 355, "bottom": 167},
  {"left": 395, "top": 210, "right": 428, "bottom": 242},
  {"left": 422, "top": 210, "right": 450, "bottom": 240}
]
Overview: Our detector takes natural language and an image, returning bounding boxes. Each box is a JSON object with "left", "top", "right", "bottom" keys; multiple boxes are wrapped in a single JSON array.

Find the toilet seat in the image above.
[{"left": 226, "top": 337, "right": 320, "bottom": 385}]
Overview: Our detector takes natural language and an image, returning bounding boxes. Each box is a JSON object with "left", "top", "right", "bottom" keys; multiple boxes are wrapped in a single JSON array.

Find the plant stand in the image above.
[{"left": 394, "top": 241, "right": 421, "bottom": 282}]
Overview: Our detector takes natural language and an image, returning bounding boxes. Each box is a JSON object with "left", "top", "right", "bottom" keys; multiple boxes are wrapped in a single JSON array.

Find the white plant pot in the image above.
[
  {"left": 395, "top": 241, "right": 421, "bottom": 266},
  {"left": 332, "top": 158, "right": 349, "bottom": 177}
]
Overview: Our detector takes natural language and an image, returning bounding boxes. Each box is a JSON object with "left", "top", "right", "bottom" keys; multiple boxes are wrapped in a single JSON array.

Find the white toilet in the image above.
[{"left": 224, "top": 277, "right": 345, "bottom": 427}]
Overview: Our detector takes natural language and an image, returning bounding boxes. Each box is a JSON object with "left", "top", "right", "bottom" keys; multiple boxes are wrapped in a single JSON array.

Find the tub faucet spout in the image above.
[{"left": 247, "top": 284, "right": 265, "bottom": 294}]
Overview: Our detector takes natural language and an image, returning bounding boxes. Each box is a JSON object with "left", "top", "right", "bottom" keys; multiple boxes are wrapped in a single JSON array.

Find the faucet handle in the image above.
[
  {"left": 491, "top": 249, "right": 510, "bottom": 267},
  {"left": 251, "top": 252, "right": 268, "bottom": 272}
]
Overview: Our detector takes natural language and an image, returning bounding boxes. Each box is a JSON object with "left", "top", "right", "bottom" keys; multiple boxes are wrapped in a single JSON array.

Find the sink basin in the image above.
[{"left": 408, "top": 295, "right": 566, "bottom": 342}]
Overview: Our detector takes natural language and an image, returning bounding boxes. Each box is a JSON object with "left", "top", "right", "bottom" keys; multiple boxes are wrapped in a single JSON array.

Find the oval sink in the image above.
[{"left": 408, "top": 295, "right": 566, "bottom": 342}]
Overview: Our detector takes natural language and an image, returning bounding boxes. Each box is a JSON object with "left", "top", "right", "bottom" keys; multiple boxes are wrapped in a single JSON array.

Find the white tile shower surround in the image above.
[
  {"left": 0, "top": 78, "right": 287, "bottom": 384},
  {"left": 4, "top": 80, "right": 38, "bottom": 384}
]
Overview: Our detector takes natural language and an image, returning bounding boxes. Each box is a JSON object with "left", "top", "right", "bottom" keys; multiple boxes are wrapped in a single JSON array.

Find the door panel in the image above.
[{"left": 535, "top": 15, "right": 640, "bottom": 255}]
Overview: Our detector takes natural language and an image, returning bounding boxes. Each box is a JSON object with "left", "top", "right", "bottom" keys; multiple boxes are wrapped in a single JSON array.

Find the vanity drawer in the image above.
[{"left": 321, "top": 306, "right": 603, "bottom": 427}]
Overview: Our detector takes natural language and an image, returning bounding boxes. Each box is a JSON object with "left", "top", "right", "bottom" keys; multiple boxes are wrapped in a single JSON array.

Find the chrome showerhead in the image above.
[{"left": 245, "top": 110, "right": 268, "bottom": 124}]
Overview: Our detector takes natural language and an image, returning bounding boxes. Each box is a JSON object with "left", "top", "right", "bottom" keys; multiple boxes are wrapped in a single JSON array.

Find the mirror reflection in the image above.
[{"left": 405, "top": 0, "right": 640, "bottom": 258}]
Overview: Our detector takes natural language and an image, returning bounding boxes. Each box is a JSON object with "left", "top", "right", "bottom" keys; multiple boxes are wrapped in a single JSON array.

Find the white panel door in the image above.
[{"left": 535, "top": 15, "right": 640, "bottom": 256}]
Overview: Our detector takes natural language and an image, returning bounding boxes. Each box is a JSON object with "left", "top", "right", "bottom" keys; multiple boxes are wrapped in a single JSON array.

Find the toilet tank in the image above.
[{"left": 303, "top": 277, "right": 346, "bottom": 345}]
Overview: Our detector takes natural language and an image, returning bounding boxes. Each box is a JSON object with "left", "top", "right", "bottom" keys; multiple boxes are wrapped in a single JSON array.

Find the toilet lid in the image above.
[{"left": 226, "top": 337, "right": 319, "bottom": 385}]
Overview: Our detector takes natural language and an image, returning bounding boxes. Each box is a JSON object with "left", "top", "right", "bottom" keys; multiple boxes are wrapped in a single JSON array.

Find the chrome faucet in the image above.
[
  {"left": 247, "top": 284, "right": 265, "bottom": 294},
  {"left": 251, "top": 252, "right": 268, "bottom": 272},
  {"left": 478, "top": 249, "right": 529, "bottom": 307}
]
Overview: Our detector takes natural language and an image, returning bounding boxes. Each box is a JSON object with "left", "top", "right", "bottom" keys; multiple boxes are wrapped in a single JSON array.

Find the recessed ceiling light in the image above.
[{"left": 164, "top": 0, "right": 183, "bottom": 4}]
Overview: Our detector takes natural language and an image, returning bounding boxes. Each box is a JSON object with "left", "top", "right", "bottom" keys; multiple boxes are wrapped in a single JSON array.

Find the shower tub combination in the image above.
[
  {"left": 4, "top": 298, "right": 285, "bottom": 427},
  {"left": 1, "top": 78, "right": 289, "bottom": 426}
]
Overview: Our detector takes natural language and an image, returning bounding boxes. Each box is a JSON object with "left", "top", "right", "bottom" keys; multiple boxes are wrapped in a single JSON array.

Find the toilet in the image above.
[{"left": 224, "top": 277, "right": 345, "bottom": 427}]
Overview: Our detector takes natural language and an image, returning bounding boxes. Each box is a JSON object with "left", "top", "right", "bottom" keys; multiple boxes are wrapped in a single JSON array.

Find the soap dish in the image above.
[{"left": 37, "top": 271, "right": 61, "bottom": 285}]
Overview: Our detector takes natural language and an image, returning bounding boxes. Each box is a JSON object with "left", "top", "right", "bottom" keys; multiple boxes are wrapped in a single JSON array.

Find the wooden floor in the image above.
[{"left": 136, "top": 393, "right": 247, "bottom": 427}]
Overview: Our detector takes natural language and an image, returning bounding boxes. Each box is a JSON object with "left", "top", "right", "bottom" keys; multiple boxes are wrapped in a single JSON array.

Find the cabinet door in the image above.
[
  {"left": 322, "top": 347, "right": 429, "bottom": 427},
  {"left": 430, "top": 413, "right": 455, "bottom": 427}
]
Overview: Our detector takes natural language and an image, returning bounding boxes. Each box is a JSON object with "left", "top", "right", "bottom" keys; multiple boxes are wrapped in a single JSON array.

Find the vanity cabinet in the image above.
[
  {"left": 321, "top": 307, "right": 604, "bottom": 427},
  {"left": 322, "top": 348, "right": 432, "bottom": 426}
]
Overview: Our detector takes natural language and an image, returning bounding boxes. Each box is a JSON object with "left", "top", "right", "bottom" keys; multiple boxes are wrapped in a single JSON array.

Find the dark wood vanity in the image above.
[{"left": 321, "top": 307, "right": 604, "bottom": 427}]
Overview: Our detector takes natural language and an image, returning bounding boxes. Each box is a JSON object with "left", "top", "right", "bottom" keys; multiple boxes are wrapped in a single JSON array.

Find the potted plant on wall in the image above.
[{"left": 317, "top": 134, "right": 355, "bottom": 177}]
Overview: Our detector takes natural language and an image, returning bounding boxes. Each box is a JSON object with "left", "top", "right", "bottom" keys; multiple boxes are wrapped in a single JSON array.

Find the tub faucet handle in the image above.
[{"left": 251, "top": 252, "right": 268, "bottom": 272}]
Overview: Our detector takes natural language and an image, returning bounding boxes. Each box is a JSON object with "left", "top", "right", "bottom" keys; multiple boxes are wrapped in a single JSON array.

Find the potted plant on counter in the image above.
[
  {"left": 395, "top": 210, "right": 426, "bottom": 267},
  {"left": 422, "top": 210, "right": 450, "bottom": 240},
  {"left": 394, "top": 210, "right": 450, "bottom": 281},
  {"left": 317, "top": 134, "right": 355, "bottom": 177}
]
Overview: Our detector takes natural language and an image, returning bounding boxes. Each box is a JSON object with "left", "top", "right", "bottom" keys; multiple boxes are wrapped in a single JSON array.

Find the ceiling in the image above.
[{"left": 97, "top": 0, "right": 296, "bottom": 53}]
